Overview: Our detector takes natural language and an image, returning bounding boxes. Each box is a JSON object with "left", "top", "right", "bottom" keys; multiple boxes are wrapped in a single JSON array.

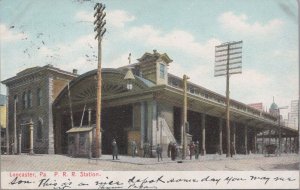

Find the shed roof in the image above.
[{"left": 66, "top": 127, "right": 94, "bottom": 133}]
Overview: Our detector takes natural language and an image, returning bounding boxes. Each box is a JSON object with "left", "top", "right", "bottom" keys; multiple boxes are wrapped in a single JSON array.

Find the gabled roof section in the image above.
[
  {"left": 2, "top": 64, "right": 77, "bottom": 85},
  {"left": 17, "top": 66, "right": 41, "bottom": 76},
  {"left": 137, "top": 50, "right": 173, "bottom": 65}
]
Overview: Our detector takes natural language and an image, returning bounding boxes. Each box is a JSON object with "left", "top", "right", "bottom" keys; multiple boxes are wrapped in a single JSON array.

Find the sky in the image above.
[{"left": 0, "top": 0, "right": 298, "bottom": 124}]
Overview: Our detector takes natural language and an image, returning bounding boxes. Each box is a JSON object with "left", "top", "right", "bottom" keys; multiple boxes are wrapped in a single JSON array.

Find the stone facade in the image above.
[{"left": 2, "top": 64, "right": 76, "bottom": 154}]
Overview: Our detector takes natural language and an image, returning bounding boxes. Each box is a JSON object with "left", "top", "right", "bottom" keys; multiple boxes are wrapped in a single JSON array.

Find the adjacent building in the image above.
[
  {"left": 2, "top": 64, "right": 77, "bottom": 154},
  {"left": 287, "top": 100, "right": 299, "bottom": 130},
  {"left": 0, "top": 94, "right": 7, "bottom": 153}
]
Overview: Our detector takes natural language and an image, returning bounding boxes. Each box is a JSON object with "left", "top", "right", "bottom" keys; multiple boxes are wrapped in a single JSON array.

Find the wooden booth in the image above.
[{"left": 66, "top": 126, "right": 95, "bottom": 158}]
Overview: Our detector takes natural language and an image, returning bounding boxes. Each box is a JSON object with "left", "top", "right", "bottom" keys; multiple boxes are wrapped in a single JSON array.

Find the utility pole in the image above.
[
  {"left": 225, "top": 44, "right": 230, "bottom": 157},
  {"left": 277, "top": 106, "right": 288, "bottom": 156},
  {"left": 94, "top": 2, "right": 106, "bottom": 158},
  {"left": 182, "top": 74, "right": 189, "bottom": 159},
  {"left": 29, "top": 119, "right": 34, "bottom": 155},
  {"left": 215, "top": 41, "right": 243, "bottom": 157},
  {"left": 13, "top": 97, "right": 17, "bottom": 154},
  {"left": 67, "top": 82, "right": 74, "bottom": 129},
  {"left": 297, "top": 0, "right": 300, "bottom": 155}
]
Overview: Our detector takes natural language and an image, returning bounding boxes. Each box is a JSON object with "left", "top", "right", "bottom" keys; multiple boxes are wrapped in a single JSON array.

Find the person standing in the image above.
[
  {"left": 143, "top": 140, "right": 150, "bottom": 158},
  {"left": 156, "top": 144, "right": 163, "bottom": 162},
  {"left": 189, "top": 141, "right": 195, "bottom": 160},
  {"left": 171, "top": 142, "right": 177, "bottom": 161},
  {"left": 112, "top": 139, "right": 119, "bottom": 160},
  {"left": 131, "top": 140, "right": 137, "bottom": 157},
  {"left": 167, "top": 141, "right": 172, "bottom": 158},
  {"left": 230, "top": 141, "right": 235, "bottom": 157},
  {"left": 195, "top": 141, "right": 199, "bottom": 159}
]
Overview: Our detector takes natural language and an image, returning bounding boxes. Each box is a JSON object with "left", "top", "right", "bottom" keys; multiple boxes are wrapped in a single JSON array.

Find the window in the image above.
[
  {"left": 37, "top": 120, "right": 42, "bottom": 140},
  {"left": 14, "top": 94, "right": 18, "bottom": 103},
  {"left": 37, "top": 88, "right": 42, "bottom": 106},
  {"left": 22, "top": 92, "right": 27, "bottom": 109},
  {"left": 14, "top": 95, "right": 18, "bottom": 112},
  {"left": 27, "top": 90, "right": 32, "bottom": 108},
  {"left": 159, "top": 63, "right": 165, "bottom": 79}
]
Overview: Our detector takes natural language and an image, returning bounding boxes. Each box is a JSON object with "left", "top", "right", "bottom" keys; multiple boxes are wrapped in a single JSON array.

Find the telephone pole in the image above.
[
  {"left": 182, "top": 74, "right": 189, "bottom": 159},
  {"left": 215, "top": 41, "right": 243, "bottom": 157},
  {"left": 94, "top": 2, "right": 106, "bottom": 158}
]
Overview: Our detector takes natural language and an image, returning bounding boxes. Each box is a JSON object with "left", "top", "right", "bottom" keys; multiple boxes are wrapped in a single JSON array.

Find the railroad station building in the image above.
[{"left": 2, "top": 50, "right": 299, "bottom": 156}]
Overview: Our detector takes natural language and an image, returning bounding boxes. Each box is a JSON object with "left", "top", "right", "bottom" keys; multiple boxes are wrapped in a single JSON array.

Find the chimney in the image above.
[{"left": 73, "top": 69, "right": 78, "bottom": 75}]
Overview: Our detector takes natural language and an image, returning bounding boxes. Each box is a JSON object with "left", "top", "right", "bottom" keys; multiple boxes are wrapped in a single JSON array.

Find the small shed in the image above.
[{"left": 66, "top": 126, "right": 95, "bottom": 158}]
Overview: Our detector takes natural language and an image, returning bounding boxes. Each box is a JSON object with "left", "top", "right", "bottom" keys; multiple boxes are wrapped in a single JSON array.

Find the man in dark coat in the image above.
[
  {"left": 143, "top": 141, "right": 150, "bottom": 158},
  {"left": 167, "top": 141, "right": 172, "bottom": 158},
  {"left": 230, "top": 141, "right": 235, "bottom": 157},
  {"left": 171, "top": 143, "right": 177, "bottom": 161},
  {"left": 156, "top": 144, "right": 163, "bottom": 162},
  {"left": 112, "top": 139, "right": 118, "bottom": 160},
  {"left": 189, "top": 141, "right": 195, "bottom": 160},
  {"left": 131, "top": 140, "right": 137, "bottom": 157},
  {"left": 195, "top": 141, "right": 199, "bottom": 159}
]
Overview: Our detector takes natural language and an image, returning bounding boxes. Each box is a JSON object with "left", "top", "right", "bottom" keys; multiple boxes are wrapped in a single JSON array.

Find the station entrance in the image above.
[
  {"left": 60, "top": 104, "right": 132, "bottom": 155},
  {"left": 101, "top": 105, "right": 132, "bottom": 155}
]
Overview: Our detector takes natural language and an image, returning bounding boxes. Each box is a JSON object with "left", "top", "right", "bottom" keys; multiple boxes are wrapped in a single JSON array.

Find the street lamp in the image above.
[
  {"left": 124, "top": 53, "right": 135, "bottom": 90},
  {"left": 124, "top": 67, "right": 135, "bottom": 90},
  {"left": 276, "top": 106, "right": 288, "bottom": 156}
]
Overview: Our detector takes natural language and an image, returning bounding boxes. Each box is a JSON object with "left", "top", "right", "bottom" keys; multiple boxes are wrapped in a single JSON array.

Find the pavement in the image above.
[
  {"left": 90, "top": 153, "right": 267, "bottom": 165},
  {"left": 1, "top": 153, "right": 299, "bottom": 171}
]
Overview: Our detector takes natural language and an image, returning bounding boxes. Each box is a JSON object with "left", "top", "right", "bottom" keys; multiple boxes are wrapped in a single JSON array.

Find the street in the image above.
[{"left": 1, "top": 154, "right": 298, "bottom": 171}]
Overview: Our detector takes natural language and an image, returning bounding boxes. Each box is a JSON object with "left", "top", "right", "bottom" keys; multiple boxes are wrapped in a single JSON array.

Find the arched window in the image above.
[
  {"left": 37, "top": 88, "right": 42, "bottom": 106},
  {"left": 27, "top": 90, "right": 32, "bottom": 108},
  {"left": 37, "top": 120, "right": 43, "bottom": 140}
]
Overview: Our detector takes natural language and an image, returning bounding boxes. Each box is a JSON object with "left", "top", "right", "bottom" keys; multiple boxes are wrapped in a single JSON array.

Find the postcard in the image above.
[{"left": 0, "top": 0, "right": 299, "bottom": 189}]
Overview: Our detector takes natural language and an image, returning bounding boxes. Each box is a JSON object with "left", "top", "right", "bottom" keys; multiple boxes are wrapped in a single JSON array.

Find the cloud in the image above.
[
  {"left": 75, "top": 10, "right": 135, "bottom": 28},
  {"left": 127, "top": 25, "right": 221, "bottom": 61},
  {"left": 272, "top": 49, "right": 298, "bottom": 63},
  {"left": 75, "top": 11, "right": 93, "bottom": 22},
  {"left": 0, "top": 24, "right": 27, "bottom": 42},
  {"left": 108, "top": 10, "right": 135, "bottom": 28},
  {"left": 105, "top": 53, "right": 132, "bottom": 68},
  {"left": 218, "top": 12, "right": 284, "bottom": 36},
  {"left": 231, "top": 69, "right": 271, "bottom": 89},
  {"left": 62, "top": 57, "right": 95, "bottom": 74}
]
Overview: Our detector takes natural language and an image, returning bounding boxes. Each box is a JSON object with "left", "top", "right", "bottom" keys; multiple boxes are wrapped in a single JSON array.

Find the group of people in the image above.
[
  {"left": 111, "top": 139, "right": 202, "bottom": 161},
  {"left": 167, "top": 142, "right": 179, "bottom": 160},
  {"left": 167, "top": 141, "right": 200, "bottom": 160},
  {"left": 188, "top": 141, "right": 200, "bottom": 160},
  {"left": 111, "top": 139, "right": 152, "bottom": 160}
]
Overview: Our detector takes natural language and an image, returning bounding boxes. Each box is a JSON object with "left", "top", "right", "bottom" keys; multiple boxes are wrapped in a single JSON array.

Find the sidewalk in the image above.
[
  {"left": 1, "top": 153, "right": 298, "bottom": 171},
  {"left": 87, "top": 153, "right": 293, "bottom": 165}
]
